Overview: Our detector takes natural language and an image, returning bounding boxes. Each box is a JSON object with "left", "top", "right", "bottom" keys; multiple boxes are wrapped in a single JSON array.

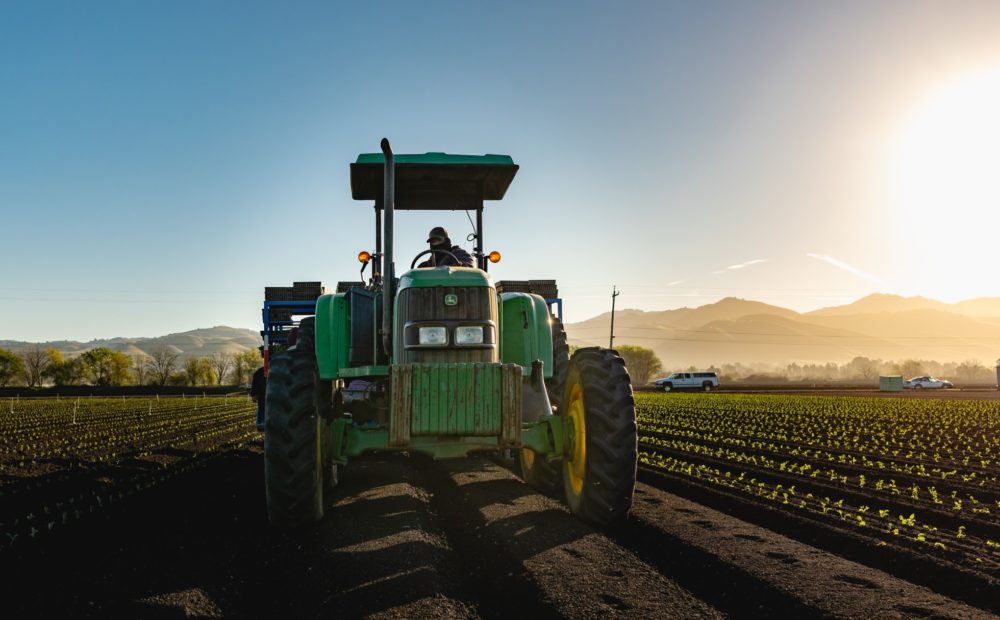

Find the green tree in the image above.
[
  {"left": 232, "top": 349, "right": 262, "bottom": 385},
  {"left": 615, "top": 345, "right": 663, "bottom": 386},
  {"left": 183, "top": 356, "right": 216, "bottom": 386},
  {"left": 79, "top": 347, "right": 132, "bottom": 386},
  {"left": 43, "top": 349, "right": 83, "bottom": 386},
  {"left": 0, "top": 348, "right": 25, "bottom": 387}
]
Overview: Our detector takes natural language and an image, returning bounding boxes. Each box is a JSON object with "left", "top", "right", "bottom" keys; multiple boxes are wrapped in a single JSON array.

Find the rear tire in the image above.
[
  {"left": 264, "top": 349, "right": 324, "bottom": 527},
  {"left": 546, "top": 316, "right": 570, "bottom": 410},
  {"left": 703, "top": 382, "right": 712, "bottom": 392},
  {"left": 561, "top": 347, "right": 637, "bottom": 527}
]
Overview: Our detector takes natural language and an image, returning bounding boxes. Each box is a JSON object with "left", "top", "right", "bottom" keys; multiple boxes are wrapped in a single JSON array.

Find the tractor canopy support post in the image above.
[
  {"left": 374, "top": 204, "right": 382, "bottom": 282},
  {"left": 380, "top": 138, "right": 395, "bottom": 357},
  {"left": 475, "top": 206, "right": 484, "bottom": 270}
]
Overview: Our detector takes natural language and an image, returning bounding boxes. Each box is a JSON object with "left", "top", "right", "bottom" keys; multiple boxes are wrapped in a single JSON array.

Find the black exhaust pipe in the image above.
[{"left": 380, "top": 138, "right": 394, "bottom": 358}]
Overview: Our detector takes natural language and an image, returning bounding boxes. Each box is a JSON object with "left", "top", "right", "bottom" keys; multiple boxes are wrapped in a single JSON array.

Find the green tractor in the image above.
[{"left": 264, "top": 139, "right": 637, "bottom": 528}]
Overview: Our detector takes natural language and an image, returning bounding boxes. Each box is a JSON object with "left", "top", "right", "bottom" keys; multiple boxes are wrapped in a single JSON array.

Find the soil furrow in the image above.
[
  {"left": 638, "top": 465, "right": 1000, "bottom": 615},
  {"left": 628, "top": 481, "right": 994, "bottom": 619}
]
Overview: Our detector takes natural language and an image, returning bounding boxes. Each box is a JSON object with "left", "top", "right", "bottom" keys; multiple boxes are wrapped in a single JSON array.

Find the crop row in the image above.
[
  {"left": 635, "top": 393, "right": 1000, "bottom": 578},
  {"left": 0, "top": 397, "right": 258, "bottom": 551}
]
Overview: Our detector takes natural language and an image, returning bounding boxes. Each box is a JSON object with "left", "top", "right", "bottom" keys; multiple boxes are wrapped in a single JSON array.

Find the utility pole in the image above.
[{"left": 609, "top": 285, "right": 620, "bottom": 349}]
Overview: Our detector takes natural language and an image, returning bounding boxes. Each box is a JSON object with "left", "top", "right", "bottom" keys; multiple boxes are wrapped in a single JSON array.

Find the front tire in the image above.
[
  {"left": 662, "top": 383, "right": 673, "bottom": 393},
  {"left": 561, "top": 347, "right": 637, "bottom": 527},
  {"left": 264, "top": 349, "right": 324, "bottom": 527}
]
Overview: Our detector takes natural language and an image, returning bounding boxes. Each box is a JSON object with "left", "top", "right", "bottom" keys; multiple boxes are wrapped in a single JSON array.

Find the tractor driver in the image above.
[{"left": 418, "top": 226, "right": 475, "bottom": 268}]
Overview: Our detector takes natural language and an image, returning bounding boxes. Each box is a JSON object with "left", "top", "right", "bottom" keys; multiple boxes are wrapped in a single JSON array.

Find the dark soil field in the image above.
[{"left": 2, "top": 395, "right": 998, "bottom": 619}]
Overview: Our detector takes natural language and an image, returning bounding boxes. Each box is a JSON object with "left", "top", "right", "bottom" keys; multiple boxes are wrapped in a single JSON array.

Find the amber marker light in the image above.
[
  {"left": 488, "top": 250, "right": 502, "bottom": 263},
  {"left": 358, "top": 251, "right": 371, "bottom": 263}
]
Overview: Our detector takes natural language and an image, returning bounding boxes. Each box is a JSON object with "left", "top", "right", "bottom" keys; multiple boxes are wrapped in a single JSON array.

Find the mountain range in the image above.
[
  {"left": 4, "top": 294, "right": 1000, "bottom": 368},
  {"left": 565, "top": 294, "right": 1000, "bottom": 368},
  {"left": 0, "top": 326, "right": 261, "bottom": 359}
]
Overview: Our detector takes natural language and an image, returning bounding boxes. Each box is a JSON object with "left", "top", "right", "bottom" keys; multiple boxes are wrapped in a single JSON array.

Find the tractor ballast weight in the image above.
[{"left": 264, "top": 139, "right": 637, "bottom": 528}]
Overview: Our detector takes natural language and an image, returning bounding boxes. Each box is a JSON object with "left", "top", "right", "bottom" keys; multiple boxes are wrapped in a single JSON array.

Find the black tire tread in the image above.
[
  {"left": 264, "top": 349, "right": 323, "bottom": 526},
  {"left": 565, "top": 347, "right": 637, "bottom": 527}
]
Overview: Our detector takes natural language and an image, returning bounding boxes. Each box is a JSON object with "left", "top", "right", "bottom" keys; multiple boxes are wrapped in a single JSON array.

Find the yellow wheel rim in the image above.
[
  {"left": 565, "top": 382, "right": 586, "bottom": 496},
  {"left": 521, "top": 447, "right": 536, "bottom": 469}
]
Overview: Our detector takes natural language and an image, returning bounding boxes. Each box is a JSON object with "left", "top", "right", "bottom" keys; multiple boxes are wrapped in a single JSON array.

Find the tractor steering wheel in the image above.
[{"left": 411, "top": 249, "right": 460, "bottom": 269}]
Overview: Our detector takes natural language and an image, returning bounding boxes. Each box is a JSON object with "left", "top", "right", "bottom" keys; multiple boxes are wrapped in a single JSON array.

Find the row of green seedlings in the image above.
[
  {"left": 636, "top": 393, "right": 1000, "bottom": 467},
  {"left": 638, "top": 422, "right": 1000, "bottom": 518},
  {"left": 638, "top": 449, "right": 1000, "bottom": 572},
  {"left": 0, "top": 395, "right": 250, "bottom": 434},
  {"left": 2, "top": 401, "right": 256, "bottom": 465},
  {"left": 637, "top": 410, "right": 1000, "bottom": 484}
]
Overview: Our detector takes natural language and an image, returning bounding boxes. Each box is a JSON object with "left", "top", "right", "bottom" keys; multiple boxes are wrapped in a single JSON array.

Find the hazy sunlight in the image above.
[{"left": 889, "top": 68, "right": 1000, "bottom": 276}]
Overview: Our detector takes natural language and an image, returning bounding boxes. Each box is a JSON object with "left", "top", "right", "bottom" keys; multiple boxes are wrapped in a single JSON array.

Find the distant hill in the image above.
[
  {"left": 809, "top": 293, "right": 1000, "bottom": 318},
  {"left": 566, "top": 296, "right": 1000, "bottom": 368},
  {"left": 0, "top": 326, "right": 261, "bottom": 359}
]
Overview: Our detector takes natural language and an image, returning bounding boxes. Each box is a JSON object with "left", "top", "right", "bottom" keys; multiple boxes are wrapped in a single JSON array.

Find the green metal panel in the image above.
[
  {"left": 390, "top": 363, "right": 521, "bottom": 443},
  {"left": 397, "top": 267, "right": 493, "bottom": 291},
  {"left": 315, "top": 293, "right": 350, "bottom": 380},
  {"left": 499, "top": 292, "right": 553, "bottom": 378}
]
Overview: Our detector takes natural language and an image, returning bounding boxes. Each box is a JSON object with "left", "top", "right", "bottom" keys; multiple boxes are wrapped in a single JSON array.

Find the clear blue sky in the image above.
[{"left": 3, "top": 1, "right": 1000, "bottom": 342}]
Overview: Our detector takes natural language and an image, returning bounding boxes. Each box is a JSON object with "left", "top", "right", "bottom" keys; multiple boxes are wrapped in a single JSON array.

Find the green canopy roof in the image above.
[{"left": 351, "top": 152, "right": 518, "bottom": 210}]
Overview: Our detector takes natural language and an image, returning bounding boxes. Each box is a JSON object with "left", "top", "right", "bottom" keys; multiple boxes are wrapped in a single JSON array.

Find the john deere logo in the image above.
[{"left": 444, "top": 294, "right": 458, "bottom": 306}]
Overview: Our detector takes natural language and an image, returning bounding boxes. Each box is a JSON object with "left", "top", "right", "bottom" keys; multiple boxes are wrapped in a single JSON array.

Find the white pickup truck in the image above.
[{"left": 654, "top": 371, "right": 720, "bottom": 392}]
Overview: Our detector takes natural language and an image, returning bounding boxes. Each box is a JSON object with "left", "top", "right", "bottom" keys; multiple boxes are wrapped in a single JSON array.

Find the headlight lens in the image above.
[
  {"left": 455, "top": 325, "right": 484, "bottom": 344},
  {"left": 418, "top": 326, "right": 447, "bottom": 345}
]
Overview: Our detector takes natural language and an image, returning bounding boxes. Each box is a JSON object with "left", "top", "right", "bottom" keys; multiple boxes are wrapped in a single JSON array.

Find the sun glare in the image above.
[
  {"left": 890, "top": 69, "right": 1000, "bottom": 223},
  {"left": 887, "top": 68, "right": 1000, "bottom": 288}
]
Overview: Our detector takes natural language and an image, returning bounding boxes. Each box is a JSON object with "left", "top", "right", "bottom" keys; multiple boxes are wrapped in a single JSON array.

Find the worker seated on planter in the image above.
[{"left": 418, "top": 226, "right": 474, "bottom": 268}]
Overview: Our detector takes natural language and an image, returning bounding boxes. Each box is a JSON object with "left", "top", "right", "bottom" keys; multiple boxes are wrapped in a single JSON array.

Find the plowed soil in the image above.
[{"left": 4, "top": 443, "right": 996, "bottom": 619}]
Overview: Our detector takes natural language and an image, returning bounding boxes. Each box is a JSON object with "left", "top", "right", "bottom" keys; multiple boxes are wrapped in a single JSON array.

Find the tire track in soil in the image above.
[
  {"left": 5, "top": 446, "right": 478, "bottom": 619},
  {"left": 423, "top": 457, "right": 722, "bottom": 619}
]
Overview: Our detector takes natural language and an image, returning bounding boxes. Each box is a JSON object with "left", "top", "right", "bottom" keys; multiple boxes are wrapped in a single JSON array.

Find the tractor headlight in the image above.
[
  {"left": 455, "top": 326, "right": 484, "bottom": 345},
  {"left": 418, "top": 326, "right": 448, "bottom": 345}
]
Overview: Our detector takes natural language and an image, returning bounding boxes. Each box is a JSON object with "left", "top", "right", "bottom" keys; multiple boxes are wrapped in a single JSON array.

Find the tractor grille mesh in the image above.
[{"left": 395, "top": 286, "right": 498, "bottom": 364}]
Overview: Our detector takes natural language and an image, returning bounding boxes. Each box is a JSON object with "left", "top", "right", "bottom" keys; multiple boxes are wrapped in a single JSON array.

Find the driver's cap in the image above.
[{"left": 427, "top": 226, "right": 449, "bottom": 243}]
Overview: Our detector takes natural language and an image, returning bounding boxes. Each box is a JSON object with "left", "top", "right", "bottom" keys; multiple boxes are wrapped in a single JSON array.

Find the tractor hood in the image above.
[
  {"left": 398, "top": 266, "right": 494, "bottom": 291},
  {"left": 351, "top": 152, "right": 518, "bottom": 210}
]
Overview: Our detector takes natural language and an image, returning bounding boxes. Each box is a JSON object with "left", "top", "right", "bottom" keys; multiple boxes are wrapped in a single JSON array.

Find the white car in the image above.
[
  {"left": 654, "top": 371, "right": 719, "bottom": 392},
  {"left": 903, "top": 376, "right": 953, "bottom": 390}
]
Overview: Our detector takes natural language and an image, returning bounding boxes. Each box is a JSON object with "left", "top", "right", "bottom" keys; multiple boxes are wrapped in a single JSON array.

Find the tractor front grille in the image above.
[{"left": 394, "top": 286, "right": 499, "bottom": 364}]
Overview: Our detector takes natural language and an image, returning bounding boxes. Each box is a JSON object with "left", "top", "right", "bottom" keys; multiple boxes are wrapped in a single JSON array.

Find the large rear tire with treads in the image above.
[{"left": 561, "top": 347, "right": 637, "bottom": 527}]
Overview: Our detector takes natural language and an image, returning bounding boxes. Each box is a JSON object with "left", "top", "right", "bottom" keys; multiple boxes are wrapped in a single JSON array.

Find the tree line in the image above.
[
  {"left": 690, "top": 356, "right": 999, "bottom": 383},
  {"left": 0, "top": 346, "right": 262, "bottom": 388}
]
